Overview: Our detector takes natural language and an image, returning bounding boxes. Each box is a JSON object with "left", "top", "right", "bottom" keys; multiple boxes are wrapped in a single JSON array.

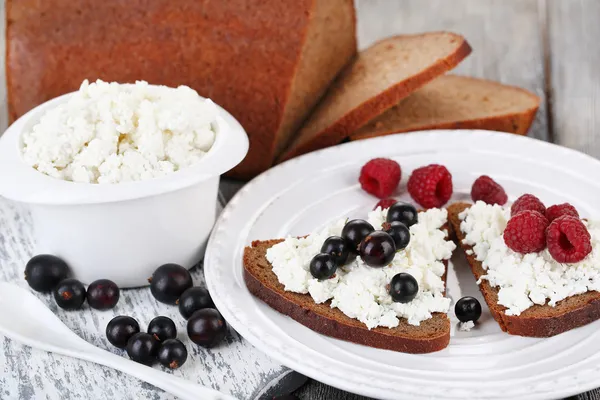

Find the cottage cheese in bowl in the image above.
[{"left": 22, "top": 79, "right": 219, "bottom": 184}]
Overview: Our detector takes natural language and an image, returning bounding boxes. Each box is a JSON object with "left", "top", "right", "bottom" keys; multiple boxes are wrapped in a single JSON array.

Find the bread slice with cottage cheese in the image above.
[
  {"left": 243, "top": 208, "right": 455, "bottom": 354},
  {"left": 448, "top": 202, "right": 600, "bottom": 337}
]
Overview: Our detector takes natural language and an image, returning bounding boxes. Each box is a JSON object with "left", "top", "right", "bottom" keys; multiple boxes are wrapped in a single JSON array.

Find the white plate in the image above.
[{"left": 205, "top": 130, "right": 600, "bottom": 400}]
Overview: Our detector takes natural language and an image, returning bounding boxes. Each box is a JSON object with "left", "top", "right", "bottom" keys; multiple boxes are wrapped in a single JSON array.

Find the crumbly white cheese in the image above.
[
  {"left": 459, "top": 321, "right": 475, "bottom": 331},
  {"left": 266, "top": 208, "right": 456, "bottom": 329},
  {"left": 459, "top": 201, "right": 600, "bottom": 316},
  {"left": 22, "top": 79, "right": 218, "bottom": 184}
]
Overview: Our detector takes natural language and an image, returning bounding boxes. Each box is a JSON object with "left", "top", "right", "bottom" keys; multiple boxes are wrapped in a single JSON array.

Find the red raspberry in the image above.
[
  {"left": 511, "top": 194, "right": 546, "bottom": 217},
  {"left": 407, "top": 164, "right": 453, "bottom": 208},
  {"left": 359, "top": 158, "right": 401, "bottom": 199},
  {"left": 546, "top": 203, "right": 580, "bottom": 223},
  {"left": 546, "top": 215, "right": 592, "bottom": 263},
  {"left": 471, "top": 175, "right": 508, "bottom": 205},
  {"left": 503, "top": 210, "right": 549, "bottom": 253},
  {"left": 373, "top": 198, "right": 397, "bottom": 210}
]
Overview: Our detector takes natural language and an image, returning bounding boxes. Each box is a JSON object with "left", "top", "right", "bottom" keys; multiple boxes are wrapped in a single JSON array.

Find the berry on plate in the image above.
[
  {"left": 455, "top": 296, "right": 482, "bottom": 323},
  {"left": 546, "top": 215, "right": 592, "bottom": 263},
  {"left": 359, "top": 158, "right": 401, "bottom": 199},
  {"left": 471, "top": 175, "right": 507, "bottom": 205},
  {"left": 546, "top": 203, "right": 579, "bottom": 223},
  {"left": 503, "top": 210, "right": 549, "bottom": 254},
  {"left": 407, "top": 164, "right": 453, "bottom": 208},
  {"left": 373, "top": 198, "right": 397, "bottom": 210},
  {"left": 511, "top": 194, "right": 546, "bottom": 217}
]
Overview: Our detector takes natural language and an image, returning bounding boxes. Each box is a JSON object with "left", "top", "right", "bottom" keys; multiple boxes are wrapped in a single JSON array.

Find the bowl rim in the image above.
[{"left": 0, "top": 88, "right": 249, "bottom": 205}]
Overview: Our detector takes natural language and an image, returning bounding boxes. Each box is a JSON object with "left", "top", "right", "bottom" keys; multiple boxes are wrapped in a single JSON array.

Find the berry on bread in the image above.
[
  {"left": 546, "top": 215, "right": 592, "bottom": 263},
  {"left": 471, "top": 175, "right": 507, "bottom": 205},
  {"left": 546, "top": 203, "right": 580, "bottom": 223},
  {"left": 503, "top": 210, "right": 549, "bottom": 253},
  {"left": 359, "top": 158, "right": 401, "bottom": 199},
  {"left": 511, "top": 194, "right": 546, "bottom": 217}
]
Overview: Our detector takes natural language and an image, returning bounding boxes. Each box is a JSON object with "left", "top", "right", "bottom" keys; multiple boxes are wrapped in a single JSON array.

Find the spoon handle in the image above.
[{"left": 62, "top": 344, "right": 236, "bottom": 400}]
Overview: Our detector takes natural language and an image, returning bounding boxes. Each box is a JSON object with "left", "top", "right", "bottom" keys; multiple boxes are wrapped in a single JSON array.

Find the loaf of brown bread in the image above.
[
  {"left": 6, "top": 0, "right": 357, "bottom": 179},
  {"left": 243, "top": 239, "right": 451, "bottom": 353},
  {"left": 278, "top": 32, "right": 472, "bottom": 161},
  {"left": 448, "top": 202, "right": 600, "bottom": 337},
  {"left": 350, "top": 75, "right": 540, "bottom": 141}
]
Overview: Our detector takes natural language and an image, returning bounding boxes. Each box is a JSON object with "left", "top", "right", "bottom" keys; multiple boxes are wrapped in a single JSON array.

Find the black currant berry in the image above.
[
  {"left": 309, "top": 253, "right": 337, "bottom": 280},
  {"left": 383, "top": 221, "right": 411, "bottom": 250},
  {"left": 177, "top": 287, "right": 215, "bottom": 320},
  {"left": 87, "top": 279, "right": 120, "bottom": 310},
  {"left": 148, "top": 316, "right": 177, "bottom": 342},
  {"left": 126, "top": 332, "right": 159, "bottom": 365},
  {"left": 386, "top": 202, "right": 419, "bottom": 227},
  {"left": 359, "top": 231, "right": 396, "bottom": 267},
  {"left": 187, "top": 309, "right": 227, "bottom": 348},
  {"left": 148, "top": 264, "right": 193, "bottom": 305},
  {"left": 24, "top": 254, "right": 69, "bottom": 292},
  {"left": 157, "top": 339, "right": 188, "bottom": 369},
  {"left": 320, "top": 236, "right": 351, "bottom": 266},
  {"left": 389, "top": 273, "right": 418, "bottom": 303},
  {"left": 455, "top": 296, "right": 482, "bottom": 323},
  {"left": 341, "top": 219, "right": 374, "bottom": 253},
  {"left": 53, "top": 278, "right": 86, "bottom": 310},
  {"left": 106, "top": 316, "right": 140, "bottom": 348}
]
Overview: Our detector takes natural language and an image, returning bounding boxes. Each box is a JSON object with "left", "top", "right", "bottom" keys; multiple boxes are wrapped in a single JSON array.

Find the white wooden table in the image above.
[{"left": 1, "top": 1, "right": 599, "bottom": 399}]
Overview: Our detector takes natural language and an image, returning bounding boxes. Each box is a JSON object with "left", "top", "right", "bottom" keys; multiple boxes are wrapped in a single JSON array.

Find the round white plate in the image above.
[{"left": 205, "top": 130, "right": 600, "bottom": 400}]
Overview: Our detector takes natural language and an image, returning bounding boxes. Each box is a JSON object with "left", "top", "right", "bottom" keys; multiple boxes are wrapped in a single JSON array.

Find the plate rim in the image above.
[{"left": 205, "top": 129, "right": 600, "bottom": 400}]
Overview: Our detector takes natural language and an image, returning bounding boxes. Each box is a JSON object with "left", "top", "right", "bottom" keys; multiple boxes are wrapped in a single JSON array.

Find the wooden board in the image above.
[{"left": 547, "top": 0, "right": 600, "bottom": 158}]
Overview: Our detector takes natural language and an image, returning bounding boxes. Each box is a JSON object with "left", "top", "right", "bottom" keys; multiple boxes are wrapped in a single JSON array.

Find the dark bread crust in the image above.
[
  {"left": 278, "top": 33, "right": 472, "bottom": 161},
  {"left": 447, "top": 202, "right": 600, "bottom": 337},
  {"left": 243, "top": 239, "right": 450, "bottom": 353}
]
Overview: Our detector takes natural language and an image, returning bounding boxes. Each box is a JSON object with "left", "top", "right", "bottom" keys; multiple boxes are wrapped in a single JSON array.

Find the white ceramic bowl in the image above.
[{"left": 0, "top": 91, "right": 248, "bottom": 288}]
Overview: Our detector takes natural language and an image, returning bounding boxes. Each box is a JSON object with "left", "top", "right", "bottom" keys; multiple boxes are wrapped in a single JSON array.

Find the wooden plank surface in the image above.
[{"left": 547, "top": 0, "right": 600, "bottom": 158}]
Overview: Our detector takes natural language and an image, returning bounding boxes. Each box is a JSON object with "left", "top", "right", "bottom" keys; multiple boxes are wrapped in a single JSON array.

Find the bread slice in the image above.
[
  {"left": 447, "top": 202, "right": 600, "bottom": 337},
  {"left": 6, "top": 0, "right": 357, "bottom": 180},
  {"left": 278, "top": 32, "right": 472, "bottom": 161},
  {"left": 350, "top": 75, "right": 540, "bottom": 141},
  {"left": 243, "top": 239, "right": 450, "bottom": 353}
]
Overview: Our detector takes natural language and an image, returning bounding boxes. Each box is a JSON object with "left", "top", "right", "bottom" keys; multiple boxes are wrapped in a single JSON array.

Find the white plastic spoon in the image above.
[{"left": 0, "top": 282, "right": 236, "bottom": 400}]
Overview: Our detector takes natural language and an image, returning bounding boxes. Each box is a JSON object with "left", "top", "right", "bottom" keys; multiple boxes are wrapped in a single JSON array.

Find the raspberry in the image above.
[
  {"left": 503, "top": 210, "right": 549, "bottom": 254},
  {"left": 546, "top": 203, "right": 580, "bottom": 223},
  {"left": 373, "top": 198, "right": 397, "bottom": 210},
  {"left": 471, "top": 175, "right": 508, "bottom": 205},
  {"left": 546, "top": 215, "right": 592, "bottom": 263},
  {"left": 511, "top": 194, "right": 546, "bottom": 217},
  {"left": 359, "top": 158, "right": 401, "bottom": 199},
  {"left": 407, "top": 164, "right": 453, "bottom": 208}
]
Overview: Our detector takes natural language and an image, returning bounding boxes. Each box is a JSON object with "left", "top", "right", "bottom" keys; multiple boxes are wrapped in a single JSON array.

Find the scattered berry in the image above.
[
  {"left": 455, "top": 296, "right": 482, "bottom": 323},
  {"left": 382, "top": 221, "right": 410, "bottom": 251},
  {"left": 546, "top": 203, "right": 579, "bottom": 223},
  {"left": 126, "top": 332, "right": 159, "bottom": 365},
  {"left": 511, "top": 194, "right": 546, "bottom": 217},
  {"left": 546, "top": 216, "right": 592, "bottom": 263},
  {"left": 503, "top": 211, "right": 549, "bottom": 254},
  {"left": 373, "top": 198, "right": 397, "bottom": 210},
  {"left": 187, "top": 309, "right": 228, "bottom": 348},
  {"left": 386, "top": 202, "right": 418, "bottom": 227},
  {"left": 471, "top": 175, "right": 507, "bottom": 205},
  {"left": 149, "top": 264, "right": 193, "bottom": 305},
  {"left": 407, "top": 164, "right": 453, "bottom": 208},
  {"left": 389, "top": 273, "right": 418, "bottom": 303},
  {"left": 53, "top": 278, "right": 86, "bottom": 310},
  {"left": 359, "top": 231, "right": 396, "bottom": 267},
  {"left": 157, "top": 339, "right": 188, "bottom": 369},
  {"left": 309, "top": 253, "right": 337, "bottom": 280},
  {"left": 359, "top": 158, "right": 401, "bottom": 199},
  {"left": 87, "top": 279, "right": 120, "bottom": 310},
  {"left": 177, "top": 287, "right": 215, "bottom": 320},
  {"left": 106, "top": 316, "right": 140, "bottom": 348},
  {"left": 341, "top": 219, "right": 374, "bottom": 253},
  {"left": 320, "top": 236, "right": 351, "bottom": 266},
  {"left": 24, "top": 254, "right": 69, "bottom": 292},
  {"left": 148, "top": 316, "right": 177, "bottom": 342}
]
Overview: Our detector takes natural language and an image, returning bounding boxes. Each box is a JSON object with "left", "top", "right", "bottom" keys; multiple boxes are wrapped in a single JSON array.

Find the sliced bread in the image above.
[
  {"left": 6, "top": 0, "right": 357, "bottom": 179},
  {"left": 447, "top": 202, "right": 600, "bottom": 337},
  {"left": 243, "top": 239, "right": 450, "bottom": 353},
  {"left": 350, "top": 75, "right": 540, "bottom": 141},
  {"left": 278, "top": 32, "right": 472, "bottom": 161}
]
